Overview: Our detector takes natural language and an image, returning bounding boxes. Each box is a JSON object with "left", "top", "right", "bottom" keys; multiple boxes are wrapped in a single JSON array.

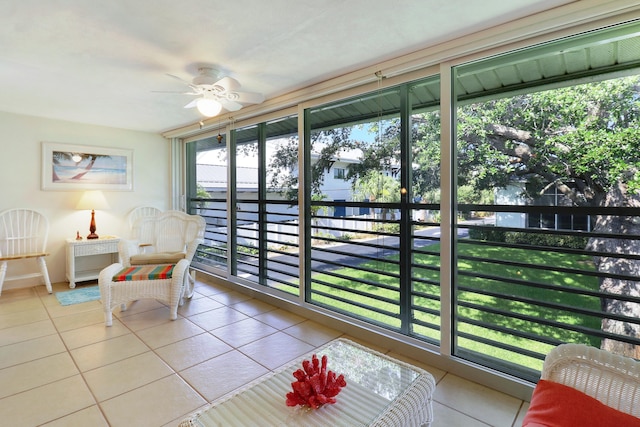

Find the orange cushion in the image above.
[{"left": 523, "top": 379, "right": 640, "bottom": 427}]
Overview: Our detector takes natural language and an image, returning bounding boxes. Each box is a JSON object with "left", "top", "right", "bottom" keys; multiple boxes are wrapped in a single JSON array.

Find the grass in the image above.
[
  {"left": 273, "top": 241, "right": 601, "bottom": 373},
  {"left": 451, "top": 243, "right": 601, "bottom": 371}
]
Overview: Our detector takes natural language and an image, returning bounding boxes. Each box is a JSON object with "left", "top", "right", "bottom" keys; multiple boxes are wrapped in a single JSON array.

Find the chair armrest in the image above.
[
  {"left": 99, "top": 263, "right": 123, "bottom": 280},
  {"left": 184, "top": 238, "right": 204, "bottom": 263}
]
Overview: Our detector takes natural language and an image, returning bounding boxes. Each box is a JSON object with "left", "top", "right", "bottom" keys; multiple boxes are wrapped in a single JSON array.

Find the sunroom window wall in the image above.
[{"left": 186, "top": 19, "right": 640, "bottom": 385}]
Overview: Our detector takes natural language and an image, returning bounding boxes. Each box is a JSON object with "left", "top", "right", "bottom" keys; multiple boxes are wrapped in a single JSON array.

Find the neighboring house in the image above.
[
  {"left": 495, "top": 183, "right": 528, "bottom": 228},
  {"left": 496, "top": 182, "right": 592, "bottom": 231},
  {"left": 318, "top": 155, "right": 359, "bottom": 203},
  {"left": 196, "top": 143, "right": 374, "bottom": 217},
  {"left": 197, "top": 164, "right": 258, "bottom": 195}
]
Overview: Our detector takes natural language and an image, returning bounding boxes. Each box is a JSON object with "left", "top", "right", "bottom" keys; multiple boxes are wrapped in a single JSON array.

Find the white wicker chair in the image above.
[
  {"left": 540, "top": 343, "right": 640, "bottom": 418},
  {"left": 122, "top": 210, "right": 205, "bottom": 298},
  {"left": 98, "top": 211, "right": 205, "bottom": 326},
  {"left": 0, "top": 209, "right": 52, "bottom": 296}
]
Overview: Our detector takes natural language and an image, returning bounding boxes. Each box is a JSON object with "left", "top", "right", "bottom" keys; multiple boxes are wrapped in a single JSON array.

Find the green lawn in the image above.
[
  {"left": 274, "top": 242, "right": 601, "bottom": 373},
  {"left": 452, "top": 243, "right": 600, "bottom": 371}
]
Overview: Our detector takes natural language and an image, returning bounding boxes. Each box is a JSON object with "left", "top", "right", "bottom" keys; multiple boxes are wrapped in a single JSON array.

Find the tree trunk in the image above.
[{"left": 587, "top": 181, "right": 640, "bottom": 358}]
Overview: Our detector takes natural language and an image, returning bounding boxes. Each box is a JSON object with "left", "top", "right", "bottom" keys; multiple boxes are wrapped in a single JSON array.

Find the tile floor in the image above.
[{"left": 0, "top": 279, "right": 530, "bottom": 426}]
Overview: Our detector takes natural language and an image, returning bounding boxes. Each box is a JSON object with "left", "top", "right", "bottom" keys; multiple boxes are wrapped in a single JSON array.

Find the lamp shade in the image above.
[
  {"left": 196, "top": 98, "right": 223, "bottom": 117},
  {"left": 76, "top": 190, "right": 110, "bottom": 210}
]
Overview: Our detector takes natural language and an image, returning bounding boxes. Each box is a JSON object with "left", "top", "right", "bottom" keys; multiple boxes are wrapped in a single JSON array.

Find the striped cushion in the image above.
[{"left": 112, "top": 264, "right": 175, "bottom": 282}]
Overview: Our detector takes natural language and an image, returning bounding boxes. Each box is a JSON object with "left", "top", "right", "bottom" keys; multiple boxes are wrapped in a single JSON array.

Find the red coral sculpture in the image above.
[{"left": 285, "top": 354, "right": 347, "bottom": 409}]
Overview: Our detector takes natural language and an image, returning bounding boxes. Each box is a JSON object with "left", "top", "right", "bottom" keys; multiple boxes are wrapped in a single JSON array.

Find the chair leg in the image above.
[
  {"left": 179, "top": 269, "right": 197, "bottom": 307},
  {"left": 104, "top": 310, "right": 113, "bottom": 327},
  {"left": 184, "top": 270, "right": 195, "bottom": 299},
  {"left": 37, "top": 257, "right": 52, "bottom": 294},
  {"left": 0, "top": 261, "right": 6, "bottom": 296}
]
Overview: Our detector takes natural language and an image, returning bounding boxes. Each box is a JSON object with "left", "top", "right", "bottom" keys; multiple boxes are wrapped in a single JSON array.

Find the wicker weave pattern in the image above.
[
  {"left": 369, "top": 377, "right": 433, "bottom": 427},
  {"left": 125, "top": 211, "right": 205, "bottom": 266},
  {"left": 179, "top": 338, "right": 435, "bottom": 427},
  {"left": 74, "top": 240, "right": 118, "bottom": 256},
  {"left": 541, "top": 343, "right": 640, "bottom": 417},
  {"left": 98, "top": 211, "right": 205, "bottom": 326},
  {"left": 98, "top": 259, "right": 189, "bottom": 326}
]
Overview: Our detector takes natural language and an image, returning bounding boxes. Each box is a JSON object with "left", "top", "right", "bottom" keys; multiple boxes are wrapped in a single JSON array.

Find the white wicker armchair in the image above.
[
  {"left": 523, "top": 343, "right": 640, "bottom": 426},
  {"left": 541, "top": 343, "right": 640, "bottom": 417},
  {"left": 98, "top": 211, "right": 205, "bottom": 326},
  {"left": 120, "top": 211, "right": 204, "bottom": 264}
]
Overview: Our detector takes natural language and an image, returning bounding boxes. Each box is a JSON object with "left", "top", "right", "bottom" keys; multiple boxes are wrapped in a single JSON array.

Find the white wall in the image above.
[
  {"left": 495, "top": 183, "right": 527, "bottom": 228},
  {"left": 0, "top": 111, "right": 170, "bottom": 289}
]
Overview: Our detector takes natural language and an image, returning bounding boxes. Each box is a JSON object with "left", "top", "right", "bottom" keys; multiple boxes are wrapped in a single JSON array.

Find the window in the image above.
[
  {"left": 186, "top": 20, "right": 640, "bottom": 383},
  {"left": 333, "top": 168, "right": 346, "bottom": 179},
  {"left": 453, "top": 21, "right": 640, "bottom": 379}
]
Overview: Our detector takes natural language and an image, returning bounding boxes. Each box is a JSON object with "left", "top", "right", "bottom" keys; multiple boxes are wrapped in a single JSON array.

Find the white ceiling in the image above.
[{"left": 0, "top": 0, "right": 575, "bottom": 134}]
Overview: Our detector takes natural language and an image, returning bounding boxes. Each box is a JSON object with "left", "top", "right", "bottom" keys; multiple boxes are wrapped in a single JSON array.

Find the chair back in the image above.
[
  {"left": 0, "top": 209, "right": 49, "bottom": 258},
  {"left": 128, "top": 206, "right": 162, "bottom": 246},
  {"left": 542, "top": 343, "right": 640, "bottom": 417},
  {"left": 137, "top": 211, "right": 205, "bottom": 261}
]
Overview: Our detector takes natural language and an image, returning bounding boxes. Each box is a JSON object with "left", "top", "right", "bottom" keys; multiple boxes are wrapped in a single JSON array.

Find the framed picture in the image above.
[{"left": 42, "top": 142, "right": 133, "bottom": 191}]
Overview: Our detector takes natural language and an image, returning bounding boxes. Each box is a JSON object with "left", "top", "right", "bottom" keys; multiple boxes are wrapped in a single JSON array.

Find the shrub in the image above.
[
  {"left": 467, "top": 226, "right": 589, "bottom": 249},
  {"left": 372, "top": 223, "right": 400, "bottom": 234},
  {"left": 468, "top": 226, "right": 506, "bottom": 242},
  {"left": 505, "top": 232, "right": 589, "bottom": 249}
]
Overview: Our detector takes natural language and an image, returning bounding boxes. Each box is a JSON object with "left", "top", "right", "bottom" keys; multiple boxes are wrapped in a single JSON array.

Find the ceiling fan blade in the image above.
[
  {"left": 183, "top": 99, "right": 198, "bottom": 109},
  {"left": 166, "top": 73, "right": 192, "bottom": 84},
  {"left": 221, "top": 99, "right": 243, "bottom": 111},
  {"left": 166, "top": 73, "right": 202, "bottom": 93},
  {"left": 164, "top": 70, "right": 262, "bottom": 113},
  {"left": 214, "top": 76, "right": 241, "bottom": 92},
  {"left": 152, "top": 90, "right": 199, "bottom": 95},
  {"left": 228, "top": 91, "right": 265, "bottom": 104}
]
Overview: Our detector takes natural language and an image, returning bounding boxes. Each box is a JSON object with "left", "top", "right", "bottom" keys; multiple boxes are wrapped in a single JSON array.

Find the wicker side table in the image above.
[{"left": 65, "top": 236, "right": 119, "bottom": 288}]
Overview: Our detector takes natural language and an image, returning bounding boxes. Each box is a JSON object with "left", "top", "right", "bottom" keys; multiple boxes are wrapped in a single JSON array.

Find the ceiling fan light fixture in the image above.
[{"left": 196, "top": 98, "right": 222, "bottom": 117}]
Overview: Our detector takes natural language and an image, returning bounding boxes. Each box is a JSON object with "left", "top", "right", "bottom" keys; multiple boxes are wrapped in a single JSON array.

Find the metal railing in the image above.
[{"left": 190, "top": 197, "right": 640, "bottom": 381}]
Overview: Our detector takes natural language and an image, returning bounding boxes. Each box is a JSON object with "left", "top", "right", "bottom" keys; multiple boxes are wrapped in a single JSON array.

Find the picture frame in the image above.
[{"left": 42, "top": 142, "right": 133, "bottom": 191}]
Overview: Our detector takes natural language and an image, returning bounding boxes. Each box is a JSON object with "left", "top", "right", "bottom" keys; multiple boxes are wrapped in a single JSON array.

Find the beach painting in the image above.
[{"left": 42, "top": 142, "right": 133, "bottom": 191}]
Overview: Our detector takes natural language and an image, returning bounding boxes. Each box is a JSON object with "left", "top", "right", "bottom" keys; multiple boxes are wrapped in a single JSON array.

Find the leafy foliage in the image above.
[
  {"left": 450, "top": 77, "right": 640, "bottom": 205},
  {"left": 267, "top": 76, "right": 640, "bottom": 207},
  {"left": 268, "top": 136, "right": 300, "bottom": 200},
  {"left": 352, "top": 171, "right": 400, "bottom": 203}
]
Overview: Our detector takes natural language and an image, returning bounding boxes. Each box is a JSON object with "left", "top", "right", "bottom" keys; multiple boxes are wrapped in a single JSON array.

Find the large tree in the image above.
[
  {"left": 268, "top": 76, "right": 640, "bottom": 356},
  {"left": 432, "top": 76, "right": 640, "bottom": 356},
  {"left": 268, "top": 128, "right": 354, "bottom": 201}
]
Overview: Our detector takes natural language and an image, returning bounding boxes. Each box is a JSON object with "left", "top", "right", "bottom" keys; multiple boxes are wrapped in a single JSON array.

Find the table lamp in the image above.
[{"left": 76, "top": 190, "right": 110, "bottom": 239}]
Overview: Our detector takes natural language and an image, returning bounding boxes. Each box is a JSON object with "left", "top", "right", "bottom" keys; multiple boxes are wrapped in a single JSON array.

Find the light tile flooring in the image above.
[{"left": 0, "top": 279, "right": 530, "bottom": 426}]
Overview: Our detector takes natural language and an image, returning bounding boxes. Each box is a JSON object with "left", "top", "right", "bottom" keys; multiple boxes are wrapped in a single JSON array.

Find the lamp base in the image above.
[{"left": 87, "top": 209, "right": 99, "bottom": 239}]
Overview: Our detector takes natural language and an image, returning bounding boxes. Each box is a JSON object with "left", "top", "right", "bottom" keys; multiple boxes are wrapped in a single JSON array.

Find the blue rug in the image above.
[{"left": 55, "top": 285, "right": 101, "bottom": 306}]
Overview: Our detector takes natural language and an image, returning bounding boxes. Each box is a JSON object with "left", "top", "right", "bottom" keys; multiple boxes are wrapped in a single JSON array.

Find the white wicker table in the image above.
[
  {"left": 65, "top": 236, "right": 120, "bottom": 288},
  {"left": 179, "top": 338, "right": 435, "bottom": 427}
]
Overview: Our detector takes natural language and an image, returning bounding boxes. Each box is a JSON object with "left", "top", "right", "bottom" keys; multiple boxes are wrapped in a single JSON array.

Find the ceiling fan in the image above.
[{"left": 164, "top": 66, "right": 265, "bottom": 117}]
